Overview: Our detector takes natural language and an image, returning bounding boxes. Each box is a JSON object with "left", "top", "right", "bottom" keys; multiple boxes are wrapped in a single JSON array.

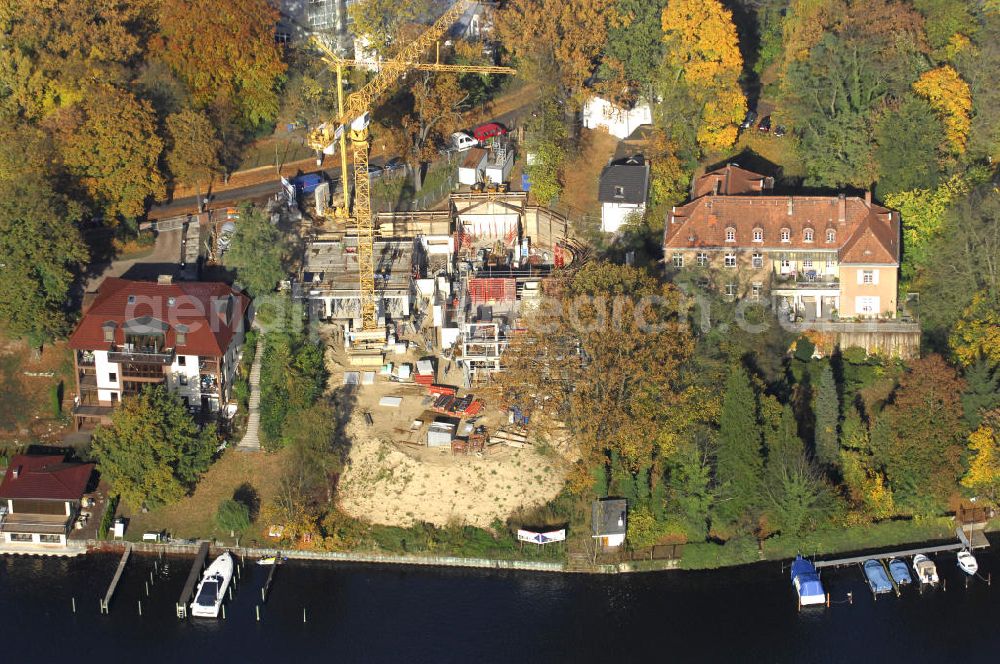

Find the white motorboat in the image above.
[
  {"left": 257, "top": 555, "right": 287, "bottom": 566},
  {"left": 912, "top": 554, "right": 939, "bottom": 585},
  {"left": 191, "top": 552, "right": 234, "bottom": 618},
  {"left": 957, "top": 549, "right": 979, "bottom": 576}
]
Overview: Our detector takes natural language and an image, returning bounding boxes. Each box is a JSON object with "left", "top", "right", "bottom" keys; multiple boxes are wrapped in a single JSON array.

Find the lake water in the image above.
[{"left": 2, "top": 544, "right": 999, "bottom": 663}]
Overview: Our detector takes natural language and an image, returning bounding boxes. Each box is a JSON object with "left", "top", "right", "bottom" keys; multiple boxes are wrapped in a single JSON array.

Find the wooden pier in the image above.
[
  {"left": 815, "top": 542, "right": 968, "bottom": 569},
  {"left": 100, "top": 543, "right": 132, "bottom": 614},
  {"left": 262, "top": 562, "right": 277, "bottom": 603},
  {"left": 175, "top": 542, "right": 210, "bottom": 619}
]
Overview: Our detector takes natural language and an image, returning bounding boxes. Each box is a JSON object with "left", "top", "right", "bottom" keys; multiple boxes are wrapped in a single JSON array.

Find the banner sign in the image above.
[{"left": 517, "top": 529, "right": 566, "bottom": 544}]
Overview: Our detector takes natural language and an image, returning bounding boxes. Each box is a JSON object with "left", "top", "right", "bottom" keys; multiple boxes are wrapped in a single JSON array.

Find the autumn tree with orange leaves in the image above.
[
  {"left": 496, "top": 0, "right": 614, "bottom": 106},
  {"left": 660, "top": 0, "right": 746, "bottom": 152},
  {"left": 155, "top": 0, "right": 286, "bottom": 130}
]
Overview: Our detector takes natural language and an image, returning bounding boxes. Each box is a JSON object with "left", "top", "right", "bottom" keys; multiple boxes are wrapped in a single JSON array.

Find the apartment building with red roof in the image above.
[
  {"left": 664, "top": 167, "right": 901, "bottom": 322},
  {"left": 68, "top": 276, "right": 251, "bottom": 430}
]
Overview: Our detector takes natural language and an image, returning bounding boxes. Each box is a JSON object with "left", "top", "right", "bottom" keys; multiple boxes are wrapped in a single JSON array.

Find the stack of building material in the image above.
[
  {"left": 414, "top": 359, "right": 435, "bottom": 387},
  {"left": 491, "top": 426, "right": 530, "bottom": 448},
  {"left": 427, "top": 420, "right": 456, "bottom": 447}
]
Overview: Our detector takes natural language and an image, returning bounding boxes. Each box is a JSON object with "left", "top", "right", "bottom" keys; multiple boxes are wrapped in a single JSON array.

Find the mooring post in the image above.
[
  {"left": 303, "top": 607, "right": 307, "bottom": 623},
  {"left": 222, "top": 604, "right": 226, "bottom": 620},
  {"left": 72, "top": 597, "right": 76, "bottom": 614},
  {"left": 261, "top": 587, "right": 265, "bottom": 602},
  {"left": 256, "top": 605, "right": 260, "bottom": 621},
  {"left": 138, "top": 600, "right": 142, "bottom": 617},
  {"left": 847, "top": 591, "right": 853, "bottom": 605},
  {"left": 229, "top": 585, "right": 233, "bottom": 600},
  {"left": 145, "top": 581, "right": 149, "bottom": 597}
]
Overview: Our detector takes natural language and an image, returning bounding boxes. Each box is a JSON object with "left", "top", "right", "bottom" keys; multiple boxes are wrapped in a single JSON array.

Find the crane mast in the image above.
[{"left": 307, "top": 0, "right": 515, "bottom": 333}]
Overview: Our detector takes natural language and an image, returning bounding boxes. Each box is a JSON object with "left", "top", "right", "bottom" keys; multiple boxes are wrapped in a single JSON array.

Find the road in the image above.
[{"left": 148, "top": 85, "right": 540, "bottom": 221}]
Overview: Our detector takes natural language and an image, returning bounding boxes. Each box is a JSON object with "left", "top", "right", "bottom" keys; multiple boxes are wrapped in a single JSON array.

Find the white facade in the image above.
[
  {"left": 93, "top": 350, "right": 119, "bottom": 403},
  {"left": 601, "top": 201, "right": 645, "bottom": 234},
  {"left": 582, "top": 96, "right": 653, "bottom": 140}
]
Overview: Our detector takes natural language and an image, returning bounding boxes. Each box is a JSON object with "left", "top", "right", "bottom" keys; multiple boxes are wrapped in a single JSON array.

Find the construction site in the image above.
[{"left": 233, "top": 0, "right": 588, "bottom": 528}]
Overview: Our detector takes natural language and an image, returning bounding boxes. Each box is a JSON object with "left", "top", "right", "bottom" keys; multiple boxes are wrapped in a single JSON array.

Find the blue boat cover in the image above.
[
  {"left": 863, "top": 560, "right": 893, "bottom": 593},
  {"left": 791, "top": 555, "right": 825, "bottom": 598}
]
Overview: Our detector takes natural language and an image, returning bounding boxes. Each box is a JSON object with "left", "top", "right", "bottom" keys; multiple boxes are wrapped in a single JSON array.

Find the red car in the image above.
[{"left": 472, "top": 122, "right": 507, "bottom": 144}]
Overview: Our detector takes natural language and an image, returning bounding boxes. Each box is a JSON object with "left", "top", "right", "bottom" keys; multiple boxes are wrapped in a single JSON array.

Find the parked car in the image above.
[
  {"left": 450, "top": 131, "right": 478, "bottom": 151},
  {"left": 757, "top": 116, "right": 772, "bottom": 133},
  {"left": 472, "top": 122, "right": 507, "bottom": 144},
  {"left": 740, "top": 110, "right": 758, "bottom": 129},
  {"left": 366, "top": 164, "right": 384, "bottom": 178},
  {"left": 383, "top": 157, "right": 405, "bottom": 172},
  {"left": 774, "top": 125, "right": 787, "bottom": 138},
  {"left": 290, "top": 173, "right": 323, "bottom": 194}
]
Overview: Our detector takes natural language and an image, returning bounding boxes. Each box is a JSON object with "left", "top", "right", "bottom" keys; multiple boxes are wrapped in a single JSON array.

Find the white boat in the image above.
[
  {"left": 191, "top": 552, "right": 234, "bottom": 618},
  {"left": 957, "top": 549, "right": 979, "bottom": 576},
  {"left": 912, "top": 554, "right": 939, "bottom": 585}
]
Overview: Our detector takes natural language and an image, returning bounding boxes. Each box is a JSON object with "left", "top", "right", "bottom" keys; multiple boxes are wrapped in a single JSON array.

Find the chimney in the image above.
[
  {"left": 864, "top": 190, "right": 872, "bottom": 206},
  {"left": 787, "top": 198, "right": 794, "bottom": 216},
  {"left": 838, "top": 193, "right": 846, "bottom": 223},
  {"left": 12, "top": 465, "right": 21, "bottom": 479},
  {"left": 157, "top": 275, "right": 173, "bottom": 285}
]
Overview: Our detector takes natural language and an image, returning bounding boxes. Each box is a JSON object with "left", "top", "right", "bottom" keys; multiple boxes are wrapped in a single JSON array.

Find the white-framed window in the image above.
[
  {"left": 862, "top": 270, "right": 874, "bottom": 284},
  {"left": 856, "top": 296, "right": 880, "bottom": 316},
  {"left": 696, "top": 252, "right": 708, "bottom": 267},
  {"left": 826, "top": 257, "right": 836, "bottom": 269},
  {"left": 179, "top": 375, "right": 188, "bottom": 387},
  {"left": 725, "top": 283, "right": 738, "bottom": 298},
  {"left": 804, "top": 228, "right": 814, "bottom": 243},
  {"left": 752, "top": 228, "right": 763, "bottom": 242},
  {"left": 725, "top": 227, "right": 736, "bottom": 242},
  {"left": 672, "top": 253, "right": 684, "bottom": 268},
  {"left": 752, "top": 253, "right": 763, "bottom": 268},
  {"left": 751, "top": 283, "right": 762, "bottom": 300},
  {"left": 803, "top": 259, "right": 813, "bottom": 269},
  {"left": 39, "top": 534, "right": 61, "bottom": 543},
  {"left": 780, "top": 228, "right": 791, "bottom": 243},
  {"left": 780, "top": 258, "right": 793, "bottom": 273},
  {"left": 724, "top": 253, "right": 737, "bottom": 268},
  {"left": 826, "top": 229, "right": 836, "bottom": 243},
  {"left": 10, "top": 533, "right": 32, "bottom": 542},
  {"left": 108, "top": 372, "right": 117, "bottom": 383}
]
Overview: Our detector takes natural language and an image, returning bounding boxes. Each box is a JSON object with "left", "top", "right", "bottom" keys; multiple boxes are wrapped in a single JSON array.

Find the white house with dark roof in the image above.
[
  {"left": 598, "top": 155, "right": 650, "bottom": 233},
  {"left": 592, "top": 498, "right": 627, "bottom": 549}
]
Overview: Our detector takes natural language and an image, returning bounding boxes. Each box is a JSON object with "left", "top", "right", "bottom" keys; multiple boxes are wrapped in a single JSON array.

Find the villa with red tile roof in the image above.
[
  {"left": 0, "top": 454, "right": 94, "bottom": 550},
  {"left": 68, "top": 276, "right": 251, "bottom": 430},
  {"left": 664, "top": 167, "right": 901, "bottom": 322}
]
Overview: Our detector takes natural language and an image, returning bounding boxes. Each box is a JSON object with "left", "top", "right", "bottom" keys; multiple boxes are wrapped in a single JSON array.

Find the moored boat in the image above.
[
  {"left": 790, "top": 555, "right": 826, "bottom": 607},
  {"left": 957, "top": 549, "right": 979, "bottom": 576},
  {"left": 863, "top": 559, "right": 893, "bottom": 595},
  {"left": 888, "top": 558, "right": 912, "bottom": 586},
  {"left": 257, "top": 555, "right": 287, "bottom": 566},
  {"left": 912, "top": 554, "right": 939, "bottom": 585},
  {"left": 191, "top": 552, "right": 234, "bottom": 618}
]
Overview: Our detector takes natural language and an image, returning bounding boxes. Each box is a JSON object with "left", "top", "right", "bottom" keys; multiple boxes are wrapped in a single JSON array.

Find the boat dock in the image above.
[
  {"left": 816, "top": 542, "right": 974, "bottom": 569},
  {"left": 99, "top": 543, "right": 132, "bottom": 613},
  {"left": 175, "top": 541, "right": 210, "bottom": 619}
]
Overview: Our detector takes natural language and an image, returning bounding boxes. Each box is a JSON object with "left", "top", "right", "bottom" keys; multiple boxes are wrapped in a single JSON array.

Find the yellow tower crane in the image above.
[{"left": 307, "top": 0, "right": 515, "bottom": 333}]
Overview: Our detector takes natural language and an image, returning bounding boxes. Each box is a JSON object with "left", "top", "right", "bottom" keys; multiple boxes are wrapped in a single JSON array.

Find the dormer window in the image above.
[
  {"left": 752, "top": 228, "right": 763, "bottom": 242},
  {"left": 614, "top": 186, "right": 624, "bottom": 198},
  {"left": 780, "top": 228, "right": 791, "bottom": 243},
  {"left": 804, "top": 228, "right": 814, "bottom": 243},
  {"left": 725, "top": 227, "right": 736, "bottom": 242},
  {"left": 175, "top": 324, "right": 188, "bottom": 346},
  {"left": 826, "top": 229, "right": 836, "bottom": 243},
  {"left": 102, "top": 321, "right": 117, "bottom": 343}
]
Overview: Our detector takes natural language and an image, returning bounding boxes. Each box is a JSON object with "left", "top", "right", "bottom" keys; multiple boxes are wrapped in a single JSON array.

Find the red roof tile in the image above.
[
  {"left": 69, "top": 278, "right": 250, "bottom": 357},
  {"left": 693, "top": 164, "right": 774, "bottom": 198},
  {"left": 0, "top": 455, "right": 93, "bottom": 501},
  {"left": 664, "top": 194, "right": 899, "bottom": 264}
]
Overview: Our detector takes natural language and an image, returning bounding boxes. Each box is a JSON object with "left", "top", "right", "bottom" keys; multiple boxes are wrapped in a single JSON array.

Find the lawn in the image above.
[{"left": 124, "top": 447, "right": 288, "bottom": 544}]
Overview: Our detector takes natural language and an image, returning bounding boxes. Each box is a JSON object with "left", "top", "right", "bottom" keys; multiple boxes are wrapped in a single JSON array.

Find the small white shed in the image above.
[{"left": 458, "top": 148, "right": 488, "bottom": 186}]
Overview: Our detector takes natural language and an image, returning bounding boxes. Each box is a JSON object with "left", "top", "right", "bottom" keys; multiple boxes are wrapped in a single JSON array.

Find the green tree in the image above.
[
  {"left": 285, "top": 401, "right": 344, "bottom": 503},
  {"left": 523, "top": 103, "right": 567, "bottom": 205},
  {"left": 216, "top": 498, "right": 251, "bottom": 534},
  {"left": 156, "top": 0, "right": 286, "bottom": 130},
  {"left": 814, "top": 363, "right": 840, "bottom": 467},
  {"left": 227, "top": 203, "right": 285, "bottom": 297},
  {"left": 165, "top": 108, "right": 222, "bottom": 199},
  {"left": 713, "top": 366, "right": 763, "bottom": 533},
  {"left": 872, "top": 355, "right": 968, "bottom": 514},
  {"left": 0, "top": 175, "right": 88, "bottom": 345},
  {"left": 59, "top": 84, "right": 165, "bottom": 220},
  {"left": 961, "top": 360, "right": 1000, "bottom": 430},
  {"left": 666, "top": 441, "right": 714, "bottom": 540},
  {"left": 603, "top": 0, "right": 668, "bottom": 92},
  {"left": 91, "top": 385, "right": 215, "bottom": 508},
  {"left": 874, "top": 96, "right": 945, "bottom": 196}
]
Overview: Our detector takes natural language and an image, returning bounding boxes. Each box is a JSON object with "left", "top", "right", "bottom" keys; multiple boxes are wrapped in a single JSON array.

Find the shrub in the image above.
[{"left": 216, "top": 498, "right": 251, "bottom": 534}]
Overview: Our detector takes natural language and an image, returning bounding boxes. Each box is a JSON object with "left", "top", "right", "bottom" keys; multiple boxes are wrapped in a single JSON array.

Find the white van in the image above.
[{"left": 450, "top": 132, "right": 478, "bottom": 152}]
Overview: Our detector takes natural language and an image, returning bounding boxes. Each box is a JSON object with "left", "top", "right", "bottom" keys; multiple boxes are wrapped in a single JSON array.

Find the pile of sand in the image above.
[{"left": 336, "top": 421, "right": 569, "bottom": 528}]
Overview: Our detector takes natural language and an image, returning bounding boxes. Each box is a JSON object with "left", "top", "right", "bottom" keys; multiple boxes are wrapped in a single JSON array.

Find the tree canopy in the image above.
[
  {"left": 91, "top": 385, "right": 215, "bottom": 509},
  {"left": 227, "top": 204, "right": 286, "bottom": 298}
]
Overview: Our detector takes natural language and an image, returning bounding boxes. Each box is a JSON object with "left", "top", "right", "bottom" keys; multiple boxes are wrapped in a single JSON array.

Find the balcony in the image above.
[
  {"left": 107, "top": 345, "right": 174, "bottom": 365},
  {"left": 77, "top": 351, "right": 96, "bottom": 366},
  {"left": 772, "top": 272, "right": 839, "bottom": 290},
  {"left": 78, "top": 374, "right": 98, "bottom": 389}
]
